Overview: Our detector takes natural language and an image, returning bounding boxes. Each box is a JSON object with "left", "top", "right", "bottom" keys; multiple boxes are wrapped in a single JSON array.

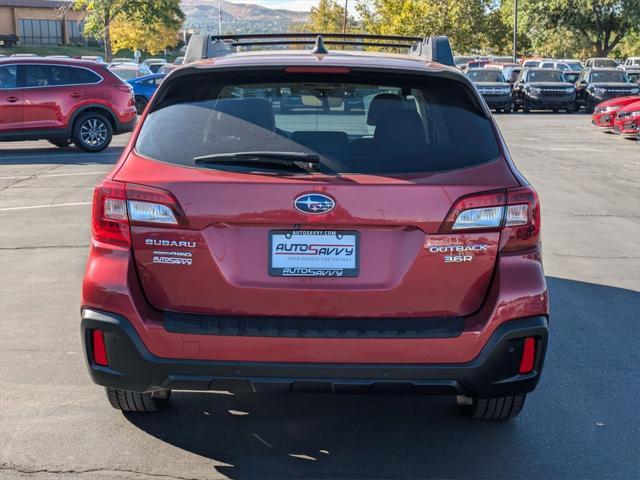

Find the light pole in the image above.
[
  {"left": 343, "top": 0, "right": 349, "bottom": 34},
  {"left": 513, "top": 0, "right": 518, "bottom": 63}
]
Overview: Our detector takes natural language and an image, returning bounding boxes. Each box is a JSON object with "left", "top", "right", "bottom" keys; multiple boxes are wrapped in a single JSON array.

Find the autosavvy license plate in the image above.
[{"left": 269, "top": 230, "right": 359, "bottom": 277}]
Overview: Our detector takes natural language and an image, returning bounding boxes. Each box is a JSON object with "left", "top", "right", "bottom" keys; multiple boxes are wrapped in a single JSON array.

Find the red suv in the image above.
[
  {"left": 0, "top": 57, "right": 136, "bottom": 151},
  {"left": 81, "top": 34, "right": 548, "bottom": 420}
]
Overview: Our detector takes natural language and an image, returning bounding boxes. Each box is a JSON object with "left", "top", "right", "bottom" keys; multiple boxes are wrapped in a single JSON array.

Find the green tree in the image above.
[
  {"left": 357, "top": 0, "right": 508, "bottom": 55},
  {"left": 524, "top": 0, "right": 640, "bottom": 57},
  {"left": 291, "top": 0, "right": 357, "bottom": 34},
  {"left": 75, "top": 0, "right": 184, "bottom": 60}
]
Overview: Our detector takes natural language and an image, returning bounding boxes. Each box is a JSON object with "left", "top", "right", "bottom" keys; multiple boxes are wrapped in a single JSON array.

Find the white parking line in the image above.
[
  {"left": 0, "top": 152, "right": 120, "bottom": 160},
  {"left": 0, "top": 202, "right": 91, "bottom": 212},
  {"left": 0, "top": 171, "right": 108, "bottom": 180}
]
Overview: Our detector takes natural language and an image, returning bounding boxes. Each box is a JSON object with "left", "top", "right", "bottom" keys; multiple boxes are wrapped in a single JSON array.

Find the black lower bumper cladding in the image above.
[{"left": 81, "top": 309, "right": 548, "bottom": 398}]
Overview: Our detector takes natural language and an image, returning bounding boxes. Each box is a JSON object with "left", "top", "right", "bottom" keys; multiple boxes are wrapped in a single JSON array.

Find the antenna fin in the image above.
[{"left": 311, "top": 35, "right": 329, "bottom": 55}]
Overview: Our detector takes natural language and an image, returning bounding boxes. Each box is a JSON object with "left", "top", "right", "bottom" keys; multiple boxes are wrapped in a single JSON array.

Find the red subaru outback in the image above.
[
  {"left": 0, "top": 57, "right": 136, "bottom": 151},
  {"left": 81, "top": 34, "right": 548, "bottom": 420}
]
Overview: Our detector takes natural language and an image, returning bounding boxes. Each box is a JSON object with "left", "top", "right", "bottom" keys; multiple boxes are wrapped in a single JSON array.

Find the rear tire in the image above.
[
  {"left": 48, "top": 139, "right": 72, "bottom": 148},
  {"left": 458, "top": 394, "right": 526, "bottom": 420},
  {"left": 72, "top": 112, "right": 113, "bottom": 152},
  {"left": 134, "top": 96, "right": 148, "bottom": 115},
  {"left": 105, "top": 388, "right": 171, "bottom": 412},
  {"left": 585, "top": 95, "right": 596, "bottom": 114}
]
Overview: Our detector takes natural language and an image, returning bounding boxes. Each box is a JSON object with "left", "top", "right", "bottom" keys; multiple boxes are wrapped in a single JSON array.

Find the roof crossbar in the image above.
[{"left": 184, "top": 33, "right": 455, "bottom": 67}]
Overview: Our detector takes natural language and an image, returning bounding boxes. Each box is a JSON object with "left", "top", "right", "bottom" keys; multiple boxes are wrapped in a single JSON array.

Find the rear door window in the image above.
[
  {"left": 0, "top": 65, "right": 17, "bottom": 89},
  {"left": 71, "top": 67, "right": 101, "bottom": 84},
  {"left": 136, "top": 71, "right": 500, "bottom": 175}
]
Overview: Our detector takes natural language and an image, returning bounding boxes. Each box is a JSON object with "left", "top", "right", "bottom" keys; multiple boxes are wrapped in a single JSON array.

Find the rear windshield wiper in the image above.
[{"left": 194, "top": 151, "right": 321, "bottom": 172}]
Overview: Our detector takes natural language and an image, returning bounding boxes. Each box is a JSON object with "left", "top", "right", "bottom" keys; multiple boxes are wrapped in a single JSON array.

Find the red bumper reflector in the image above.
[
  {"left": 92, "top": 330, "right": 108, "bottom": 366},
  {"left": 519, "top": 337, "right": 536, "bottom": 374}
]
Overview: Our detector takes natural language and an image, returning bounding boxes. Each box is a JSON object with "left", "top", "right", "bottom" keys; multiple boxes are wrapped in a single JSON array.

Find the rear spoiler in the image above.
[{"left": 184, "top": 33, "right": 455, "bottom": 67}]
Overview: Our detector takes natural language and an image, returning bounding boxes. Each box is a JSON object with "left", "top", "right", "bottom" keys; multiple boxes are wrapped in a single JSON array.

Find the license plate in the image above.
[{"left": 269, "top": 230, "right": 359, "bottom": 277}]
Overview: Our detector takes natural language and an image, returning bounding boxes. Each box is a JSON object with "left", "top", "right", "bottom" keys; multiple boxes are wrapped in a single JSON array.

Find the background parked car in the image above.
[
  {"left": 467, "top": 68, "right": 513, "bottom": 112},
  {"left": 142, "top": 58, "right": 166, "bottom": 66},
  {"left": 612, "top": 100, "right": 640, "bottom": 136},
  {"left": 591, "top": 96, "right": 640, "bottom": 128},
  {"left": 0, "top": 58, "right": 136, "bottom": 151},
  {"left": 522, "top": 59, "right": 541, "bottom": 68},
  {"left": 575, "top": 68, "right": 639, "bottom": 112},
  {"left": 142, "top": 58, "right": 167, "bottom": 73},
  {"left": 108, "top": 57, "right": 134, "bottom": 67},
  {"left": 127, "top": 73, "right": 164, "bottom": 114},
  {"left": 109, "top": 62, "right": 152, "bottom": 81},
  {"left": 485, "top": 62, "right": 522, "bottom": 84},
  {"left": 512, "top": 68, "right": 576, "bottom": 113},
  {"left": 79, "top": 55, "right": 105, "bottom": 64},
  {"left": 558, "top": 59, "right": 584, "bottom": 72},
  {"left": 584, "top": 57, "right": 619, "bottom": 69}
]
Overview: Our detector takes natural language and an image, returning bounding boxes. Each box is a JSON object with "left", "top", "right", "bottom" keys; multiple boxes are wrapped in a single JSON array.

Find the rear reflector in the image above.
[
  {"left": 92, "top": 330, "right": 108, "bottom": 366},
  {"left": 519, "top": 337, "right": 536, "bottom": 374}
]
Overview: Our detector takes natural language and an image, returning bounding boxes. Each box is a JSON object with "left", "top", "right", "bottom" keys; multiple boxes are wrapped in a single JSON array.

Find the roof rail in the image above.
[{"left": 184, "top": 33, "right": 455, "bottom": 66}]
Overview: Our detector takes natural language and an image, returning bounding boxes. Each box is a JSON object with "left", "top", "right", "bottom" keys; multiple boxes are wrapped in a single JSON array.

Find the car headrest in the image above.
[
  {"left": 213, "top": 98, "right": 275, "bottom": 131},
  {"left": 366, "top": 93, "right": 404, "bottom": 126},
  {"left": 290, "top": 131, "right": 349, "bottom": 145},
  {"left": 374, "top": 110, "right": 426, "bottom": 145}
]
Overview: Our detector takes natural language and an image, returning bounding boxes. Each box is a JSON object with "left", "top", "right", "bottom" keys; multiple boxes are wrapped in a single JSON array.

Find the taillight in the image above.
[
  {"left": 91, "top": 180, "right": 186, "bottom": 247},
  {"left": 125, "top": 183, "right": 186, "bottom": 226},
  {"left": 501, "top": 186, "right": 541, "bottom": 252},
  {"left": 439, "top": 186, "right": 541, "bottom": 252},
  {"left": 92, "top": 180, "right": 130, "bottom": 246}
]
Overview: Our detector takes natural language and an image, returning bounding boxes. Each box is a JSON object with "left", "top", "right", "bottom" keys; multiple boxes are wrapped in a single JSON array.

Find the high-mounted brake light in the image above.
[
  {"left": 91, "top": 180, "right": 186, "bottom": 247},
  {"left": 284, "top": 66, "right": 351, "bottom": 74},
  {"left": 439, "top": 186, "right": 541, "bottom": 252}
]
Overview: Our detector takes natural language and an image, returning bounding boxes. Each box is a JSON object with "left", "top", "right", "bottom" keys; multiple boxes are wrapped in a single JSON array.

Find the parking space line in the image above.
[
  {"left": 0, "top": 152, "right": 120, "bottom": 160},
  {"left": 0, "top": 171, "right": 108, "bottom": 180},
  {"left": 0, "top": 202, "right": 91, "bottom": 212}
]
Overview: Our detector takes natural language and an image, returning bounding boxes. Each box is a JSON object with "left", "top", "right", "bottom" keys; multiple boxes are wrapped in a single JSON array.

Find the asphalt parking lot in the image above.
[{"left": 1, "top": 114, "right": 639, "bottom": 480}]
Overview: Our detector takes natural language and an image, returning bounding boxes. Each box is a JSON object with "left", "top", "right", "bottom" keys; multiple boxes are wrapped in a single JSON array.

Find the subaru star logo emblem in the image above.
[{"left": 294, "top": 193, "right": 335, "bottom": 214}]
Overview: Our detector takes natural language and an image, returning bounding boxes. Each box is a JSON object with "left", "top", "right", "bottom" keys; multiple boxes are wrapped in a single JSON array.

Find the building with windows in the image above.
[{"left": 0, "top": 0, "right": 86, "bottom": 46}]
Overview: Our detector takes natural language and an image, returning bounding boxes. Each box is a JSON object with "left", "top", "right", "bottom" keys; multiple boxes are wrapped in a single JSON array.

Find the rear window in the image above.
[{"left": 136, "top": 71, "right": 500, "bottom": 175}]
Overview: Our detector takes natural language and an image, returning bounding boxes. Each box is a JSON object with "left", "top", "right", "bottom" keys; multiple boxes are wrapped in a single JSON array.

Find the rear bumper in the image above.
[
  {"left": 114, "top": 116, "right": 136, "bottom": 135},
  {"left": 81, "top": 308, "right": 548, "bottom": 397}
]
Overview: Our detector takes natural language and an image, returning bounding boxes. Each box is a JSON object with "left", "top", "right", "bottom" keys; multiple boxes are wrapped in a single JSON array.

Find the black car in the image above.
[
  {"left": 466, "top": 69, "right": 513, "bottom": 112},
  {"left": 512, "top": 68, "right": 576, "bottom": 113},
  {"left": 576, "top": 68, "right": 640, "bottom": 112}
]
